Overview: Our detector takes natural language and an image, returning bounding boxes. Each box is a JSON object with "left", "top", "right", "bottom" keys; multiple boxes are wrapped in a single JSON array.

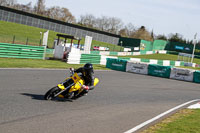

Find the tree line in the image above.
[{"left": 0, "top": 0, "right": 198, "bottom": 45}]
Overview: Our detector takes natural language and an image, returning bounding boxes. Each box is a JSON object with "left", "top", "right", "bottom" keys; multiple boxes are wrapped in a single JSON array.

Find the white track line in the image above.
[{"left": 124, "top": 99, "right": 200, "bottom": 133}]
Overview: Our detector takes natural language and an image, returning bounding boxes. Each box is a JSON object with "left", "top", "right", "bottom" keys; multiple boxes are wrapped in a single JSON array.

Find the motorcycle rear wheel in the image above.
[{"left": 44, "top": 86, "right": 60, "bottom": 100}]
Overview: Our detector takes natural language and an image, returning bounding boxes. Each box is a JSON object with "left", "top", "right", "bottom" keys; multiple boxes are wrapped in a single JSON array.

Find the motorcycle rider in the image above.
[{"left": 70, "top": 63, "right": 94, "bottom": 98}]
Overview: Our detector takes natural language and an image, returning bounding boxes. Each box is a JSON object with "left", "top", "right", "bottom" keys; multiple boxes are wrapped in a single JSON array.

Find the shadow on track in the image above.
[
  {"left": 21, "top": 93, "right": 73, "bottom": 102},
  {"left": 21, "top": 93, "right": 45, "bottom": 100}
]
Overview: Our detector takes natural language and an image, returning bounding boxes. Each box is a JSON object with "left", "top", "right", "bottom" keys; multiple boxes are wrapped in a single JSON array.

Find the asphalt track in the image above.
[{"left": 0, "top": 68, "right": 200, "bottom": 133}]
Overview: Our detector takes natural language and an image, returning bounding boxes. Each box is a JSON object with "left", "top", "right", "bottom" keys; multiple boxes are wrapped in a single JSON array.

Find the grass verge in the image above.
[
  {"left": 0, "top": 58, "right": 109, "bottom": 70},
  {"left": 141, "top": 109, "right": 200, "bottom": 133},
  {"left": 0, "top": 21, "right": 123, "bottom": 51}
]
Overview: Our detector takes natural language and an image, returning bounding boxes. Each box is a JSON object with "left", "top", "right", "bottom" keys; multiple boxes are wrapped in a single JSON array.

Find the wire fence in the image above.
[
  {"left": 0, "top": 33, "right": 124, "bottom": 52},
  {"left": 0, "top": 33, "right": 43, "bottom": 46}
]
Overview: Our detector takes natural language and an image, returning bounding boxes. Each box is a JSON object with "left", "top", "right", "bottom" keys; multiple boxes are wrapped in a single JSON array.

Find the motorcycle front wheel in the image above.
[{"left": 44, "top": 86, "right": 60, "bottom": 100}]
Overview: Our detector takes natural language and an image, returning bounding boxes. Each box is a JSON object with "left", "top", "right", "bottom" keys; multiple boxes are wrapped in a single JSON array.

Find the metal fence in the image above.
[
  {"left": 0, "top": 7, "right": 120, "bottom": 45},
  {"left": 0, "top": 33, "right": 42, "bottom": 46}
]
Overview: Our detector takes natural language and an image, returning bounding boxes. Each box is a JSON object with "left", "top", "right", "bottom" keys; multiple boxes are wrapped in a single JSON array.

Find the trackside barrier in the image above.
[
  {"left": 100, "top": 55, "right": 117, "bottom": 65},
  {"left": 67, "top": 52, "right": 193, "bottom": 68},
  {"left": 148, "top": 64, "right": 171, "bottom": 78},
  {"left": 0, "top": 43, "right": 45, "bottom": 59},
  {"left": 106, "top": 58, "right": 200, "bottom": 84},
  {"left": 80, "top": 54, "right": 101, "bottom": 64},
  {"left": 83, "top": 50, "right": 167, "bottom": 56},
  {"left": 193, "top": 71, "right": 200, "bottom": 83},
  {"left": 106, "top": 58, "right": 127, "bottom": 72},
  {"left": 46, "top": 48, "right": 54, "bottom": 54},
  {"left": 67, "top": 53, "right": 81, "bottom": 64},
  {"left": 170, "top": 68, "right": 195, "bottom": 82},
  {"left": 126, "top": 61, "right": 148, "bottom": 75}
]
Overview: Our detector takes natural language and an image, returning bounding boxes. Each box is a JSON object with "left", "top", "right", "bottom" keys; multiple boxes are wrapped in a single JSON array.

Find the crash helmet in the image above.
[{"left": 83, "top": 63, "right": 93, "bottom": 76}]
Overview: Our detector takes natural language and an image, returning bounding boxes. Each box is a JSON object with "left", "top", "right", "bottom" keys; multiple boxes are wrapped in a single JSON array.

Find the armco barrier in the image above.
[
  {"left": 83, "top": 50, "right": 167, "bottom": 56},
  {"left": 106, "top": 58, "right": 127, "bottom": 72},
  {"left": 170, "top": 68, "right": 195, "bottom": 82},
  {"left": 193, "top": 71, "right": 200, "bottom": 83},
  {"left": 148, "top": 64, "right": 171, "bottom": 78},
  {"left": 80, "top": 54, "right": 101, "bottom": 64},
  {"left": 126, "top": 61, "right": 148, "bottom": 75},
  {"left": 67, "top": 52, "right": 192, "bottom": 67},
  {"left": 100, "top": 56, "right": 117, "bottom": 65},
  {"left": 0, "top": 43, "right": 45, "bottom": 59}
]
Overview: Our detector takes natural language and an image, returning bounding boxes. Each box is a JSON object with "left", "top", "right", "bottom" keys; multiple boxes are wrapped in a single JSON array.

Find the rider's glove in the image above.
[{"left": 82, "top": 85, "right": 89, "bottom": 90}]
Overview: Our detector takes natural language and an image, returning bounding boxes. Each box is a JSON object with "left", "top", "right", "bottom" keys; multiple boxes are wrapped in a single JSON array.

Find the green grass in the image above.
[
  {"left": 142, "top": 109, "right": 200, "bottom": 133},
  {"left": 0, "top": 21, "right": 58, "bottom": 47},
  {"left": 0, "top": 57, "right": 109, "bottom": 70},
  {"left": 0, "top": 21, "right": 123, "bottom": 51}
]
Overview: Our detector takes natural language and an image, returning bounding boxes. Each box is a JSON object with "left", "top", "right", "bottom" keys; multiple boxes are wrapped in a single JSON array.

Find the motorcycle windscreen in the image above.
[{"left": 94, "top": 78, "right": 99, "bottom": 86}]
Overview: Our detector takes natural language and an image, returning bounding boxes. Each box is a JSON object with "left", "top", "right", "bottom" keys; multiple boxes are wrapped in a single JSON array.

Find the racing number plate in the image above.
[{"left": 72, "top": 73, "right": 81, "bottom": 83}]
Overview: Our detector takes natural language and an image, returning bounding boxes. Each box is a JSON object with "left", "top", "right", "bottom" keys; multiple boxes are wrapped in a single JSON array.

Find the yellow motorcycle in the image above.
[{"left": 44, "top": 69, "right": 99, "bottom": 100}]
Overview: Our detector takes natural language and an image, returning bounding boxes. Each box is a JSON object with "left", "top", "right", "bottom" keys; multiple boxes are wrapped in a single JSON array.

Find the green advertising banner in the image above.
[
  {"left": 193, "top": 71, "right": 200, "bottom": 83},
  {"left": 106, "top": 58, "right": 127, "bottom": 72},
  {"left": 152, "top": 40, "right": 168, "bottom": 50},
  {"left": 148, "top": 64, "right": 171, "bottom": 78},
  {"left": 140, "top": 40, "right": 153, "bottom": 51}
]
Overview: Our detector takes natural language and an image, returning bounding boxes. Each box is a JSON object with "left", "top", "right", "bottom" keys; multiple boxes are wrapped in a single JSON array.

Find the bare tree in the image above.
[
  {"left": 155, "top": 34, "right": 168, "bottom": 41},
  {"left": 0, "top": 0, "right": 16, "bottom": 7},
  {"left": 95, "top": 16, "right": 110, "bottom": 31},
  {"left": 93, "top": 16, "right": 123, "bottom": 34},
  {"left": 131, "top": 26, "right": 154, "bottom": 41},
  {"left": 34, "top": 0, "right": 45, "bottom": 15},
  {"left": 60, "top": 7, "right": 76, "bottom": 23},
  {"left": 119, "top": 23, "right": 136, "bottom": 37},
  {"left": 78, "top": 14, "right": 96, "bottom": 27},
  {"left": 168, "top": 33, "right": 187, "bottom": 43},
  {"left": 0, "top": 0, "right": 6, "bottom": 6},
  {"left": 47, "top": 6, "right": 75, "bottom": 23},
  {"left": 13, "top": 2, "right": 32, "bottom": 12},
  {"left": 107, "top": 17, "right": 123, "bottom": 34}
]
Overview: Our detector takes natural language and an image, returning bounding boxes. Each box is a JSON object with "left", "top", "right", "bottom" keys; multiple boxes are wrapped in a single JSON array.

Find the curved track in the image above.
[{"left": 0, "top": 69, "right": 200, "bottom": 133}]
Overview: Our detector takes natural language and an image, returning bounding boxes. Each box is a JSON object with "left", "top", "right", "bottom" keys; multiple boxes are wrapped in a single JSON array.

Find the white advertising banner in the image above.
[
  {"left": 146, "top": 51, "right": 153, "bottom": 54},
  {"left": 84, "top": 36, "right": 93, "bottom": 54},
  {"left": 149, "top": 59, "right": 158, "bottom": 64},
  {"left": 99, "top": 51, "right": 110, "bottom": 55},
  {"left": 54, "top": 45, "right": 65, "bottom": 59},
  {"left": 175, "top": 61, "right": 181, "bottom": 66},
  {"left": 118, "top": 52, "right": 127, "bottom": 56},
  {"left": 163, "top": 60, "right": 170, "bottom": 66},
  {"left": 126, "top": 61, "right": 148, "bottom": 75},
  {"left": 42, "top": 30, "right": 49, "bottom": 46},
  {"left": 130, "top": 58, "right": 141, "bottom": 62},
  {"left": 133, "top": 52, "right": 140, "bottom": 55},
  {"left": 158, "top": 50, "right": 167, "bottom": 54},
  {"left": 170, "top": 68, "right": 195, "bottom": 82}
]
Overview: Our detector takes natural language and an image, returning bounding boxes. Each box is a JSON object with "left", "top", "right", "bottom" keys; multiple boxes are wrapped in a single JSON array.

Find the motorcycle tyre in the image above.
[{"left": 44, "top": 86, "right": 60, "bottom": 100}]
